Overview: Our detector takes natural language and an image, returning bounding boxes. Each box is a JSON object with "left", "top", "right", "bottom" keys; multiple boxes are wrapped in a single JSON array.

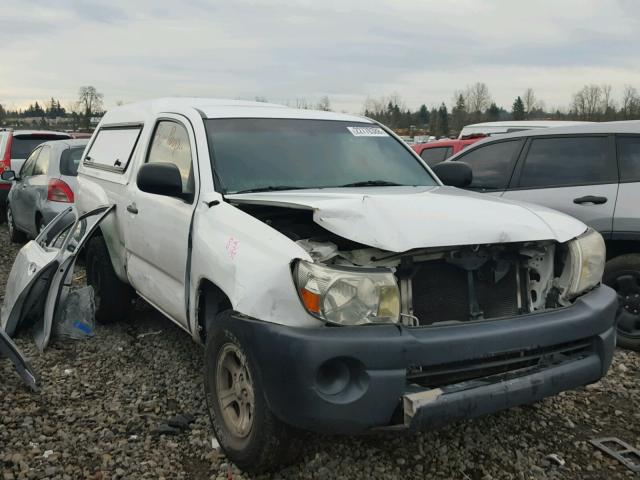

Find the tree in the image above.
[
  {"left": 571, "top": 84, "right": 602, "bottom": 120},
  {"left": 523, "top": 88, "right": 538, "bottom": 117},
  {"left": 436, "top": 103, "right": 449, "bottom": 137},
  {"left": 428, "top": 107, "right": 438, "bottom": 134},
  {"left": 486, "top": 102, "right": 501, "bottom": 122},
  {"left": 465, "top": 82, "right": 492, "bottom": 120},
  {"left": 0, "top": 103, "right": 5, "bottom": 124},
  {"left": 417, "top": 104, "right": 429, "bottom": 127},
  {"left": 316, "top": 96, "right": 331, "bottom": 111},
  {"left": 512, "top": 96, "right": 525, "bottom": 120},
  {"left": 451, "top": 93, "right": 467, "bottom": 133},
  {"left": 621, "top": 85, "right": 640, "bottom": 119},
  {"left": 77, "top": 86, "right": 104, "bottom": 128}
]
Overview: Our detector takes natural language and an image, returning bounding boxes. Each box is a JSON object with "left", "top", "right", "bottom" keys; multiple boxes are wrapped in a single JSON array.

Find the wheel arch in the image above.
[{"left": 196, "top": 278, "right": 233, "bottom": 342}]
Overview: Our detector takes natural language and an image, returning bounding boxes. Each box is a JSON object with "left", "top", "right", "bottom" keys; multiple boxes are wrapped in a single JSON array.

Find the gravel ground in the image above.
[{"left": 1, "top": 226, "right": 639, "bottom": 480}]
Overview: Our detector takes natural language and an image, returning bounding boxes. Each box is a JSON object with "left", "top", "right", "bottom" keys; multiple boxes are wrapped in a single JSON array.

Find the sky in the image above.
[{"left": 2, "top": 0, "right": 640, "bottom": 114}]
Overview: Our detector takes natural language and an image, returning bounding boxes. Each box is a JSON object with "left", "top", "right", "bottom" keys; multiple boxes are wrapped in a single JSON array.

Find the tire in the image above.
[
  {"left": 6, "top": 203, "right": 26, "bottom": 243},
  {"left": 204, "top": 312, "right": 303, "bottom": 473},
  {"left": 603, "top": 254, "right": 640, "bottom": 351},
  {"left": 86, "top": 235, "right": 134, "bottom": 324}
]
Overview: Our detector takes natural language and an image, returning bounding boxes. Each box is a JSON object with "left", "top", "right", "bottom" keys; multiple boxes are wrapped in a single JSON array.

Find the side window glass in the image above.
[
  {"left": 420, "top": 147, "right": 449, "bottom": 166},
  {"left": 617, "top": 136, "right": 640, "bottom": 182},
  {"left": 519, "top": 137, "right": 614, "bottom": 188},
  {"left": 84, "top": 127, "right": 141, "bottom": 171},
  {"left": 456, "top": 140, "right": 520, "bottom": 190},
  {"left": 33, "top": 146, "right": 50, "bottom": 176},
  {"left": 444, "top": 146, "right": 454, "bottom": 159},
  {"left": 147, "top": 121, "right": 194, "bottom": 195},
  {"left": 20, "top": 147, "right": 41, "bottom": 177}
]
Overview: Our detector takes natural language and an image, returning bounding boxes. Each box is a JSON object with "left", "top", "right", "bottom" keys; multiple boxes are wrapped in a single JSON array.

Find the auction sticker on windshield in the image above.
[{"left": 347, "top": 126, "right": 388, "bottom": 137}]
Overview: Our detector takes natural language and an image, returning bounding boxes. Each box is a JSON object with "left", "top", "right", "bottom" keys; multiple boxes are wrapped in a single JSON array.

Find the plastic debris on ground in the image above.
[{"left": 53, "top": 286, "right": 96, "bottom": 340}]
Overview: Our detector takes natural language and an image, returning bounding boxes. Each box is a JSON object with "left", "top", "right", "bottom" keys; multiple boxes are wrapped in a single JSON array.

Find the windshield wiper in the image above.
[
  {"left": 337, "top": 180, "right": 406, "bottom": 187},
  {"left": 230, "top": 185, "right": 308, "bottom": 194}
]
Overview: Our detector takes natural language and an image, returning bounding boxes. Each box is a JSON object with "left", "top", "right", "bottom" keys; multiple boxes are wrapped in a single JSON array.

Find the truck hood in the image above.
[{"left": 226, "top": 186, "right": 587, "bottom": 252}]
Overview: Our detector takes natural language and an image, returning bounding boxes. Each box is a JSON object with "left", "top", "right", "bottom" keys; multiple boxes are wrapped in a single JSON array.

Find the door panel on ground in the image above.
[
  {"left": 124, "top": 118, "right": 196, "bottom": 327},
  {"left": 454, "top": 140, "right": 522, "bottom": 193},
  {"left": 613, "top": 136, "right": 640, "bottom": 233},
  {"left": 503, "top": 136, "right": 617, "bottom": 233}
]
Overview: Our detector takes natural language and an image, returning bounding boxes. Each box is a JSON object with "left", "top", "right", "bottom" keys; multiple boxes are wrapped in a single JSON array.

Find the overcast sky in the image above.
[{"left": 2, "top": 0, "right": 640, "bottom": 113}]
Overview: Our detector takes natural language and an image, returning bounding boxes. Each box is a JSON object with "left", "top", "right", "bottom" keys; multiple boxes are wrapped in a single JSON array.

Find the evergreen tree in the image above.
[
  {"left": 512, "top": 96, "right": 525, "bottom": 120},
  {"left": 436, "top": 103, "right": 449, "bottom": 137},
  {"left": 486, "top": 102, "right": 501, "bottom": 121},
  {"left": 418, "top": 104, "right": 429, "bottom": 127},
  {"left": 428, "top": 107, "right": 438, "bottom": 134},
  {"left": 451, "top": 93, "right": 467, "bottom": 133}
]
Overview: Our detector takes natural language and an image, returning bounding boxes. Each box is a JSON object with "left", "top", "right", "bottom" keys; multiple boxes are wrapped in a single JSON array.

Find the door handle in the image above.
[
  {"left": 573, "top": 195, "right": 607, "bottom": 205},
  {"left": 126, "top": 203, "right": 138, "bottom": 214}
]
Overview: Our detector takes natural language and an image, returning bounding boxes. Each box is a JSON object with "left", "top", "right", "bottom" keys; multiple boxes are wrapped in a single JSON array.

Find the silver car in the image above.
[{"left": 3, "top": 139, "right": 88, "bottom": 241}]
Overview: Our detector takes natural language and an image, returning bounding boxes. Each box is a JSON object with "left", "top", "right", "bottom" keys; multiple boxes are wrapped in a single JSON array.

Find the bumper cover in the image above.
[{"left": 224, "top": 285, "right": 617, "bottom": 434}]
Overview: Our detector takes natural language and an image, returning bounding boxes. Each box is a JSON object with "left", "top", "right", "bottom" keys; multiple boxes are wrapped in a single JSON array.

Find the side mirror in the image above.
[
  {"left": 432, "top": 161, "right": 472, "bottom": 188},
  {"left": 1, "top": 170, "right": 16, "bottom": 181},
  {"left": 137, "top": 163, "right": 183, "bottom": 197}
]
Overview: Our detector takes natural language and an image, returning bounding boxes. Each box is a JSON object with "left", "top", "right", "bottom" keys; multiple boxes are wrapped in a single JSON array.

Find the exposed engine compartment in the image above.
[{"left": 238, "top": 203, "right": 573, "bottom": 327}]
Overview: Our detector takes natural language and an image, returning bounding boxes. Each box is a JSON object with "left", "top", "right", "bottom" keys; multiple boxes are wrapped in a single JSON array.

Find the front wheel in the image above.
[
  {"left": 204, "top": 313, "right": 302, "bottom": 473},
  {"left": 604, "top": 254, "right": 640, "bottom": 351}
]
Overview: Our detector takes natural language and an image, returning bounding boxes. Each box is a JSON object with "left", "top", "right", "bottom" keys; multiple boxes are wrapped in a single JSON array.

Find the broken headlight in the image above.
[
  {"left": 294, "top": 260, "right": 400, "bottom": 325},
  {"left": 560, "top": 228, "right": 606, "bottom": 299}
]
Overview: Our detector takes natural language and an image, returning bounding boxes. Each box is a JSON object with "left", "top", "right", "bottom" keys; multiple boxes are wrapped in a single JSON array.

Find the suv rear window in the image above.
[
  {"left": 84, "top": 126, "right": 141, "bottom": 171},
  {"left": 617, "top": 136, "right": 640, "bottom": 182},
  {"left": 519, "top": 136, "right": 614, "bottom": 188},
  {"left": 60, "top": 146, "right": 85, "bottom": 176},
  {"left": 11, "top": 134, "right": 70, "bottom": 159}
]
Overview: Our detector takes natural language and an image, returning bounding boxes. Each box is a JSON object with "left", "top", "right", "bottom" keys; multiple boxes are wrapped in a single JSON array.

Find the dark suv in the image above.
[{"left": 445, "top": 121, "right": 640, "bottom": 350}]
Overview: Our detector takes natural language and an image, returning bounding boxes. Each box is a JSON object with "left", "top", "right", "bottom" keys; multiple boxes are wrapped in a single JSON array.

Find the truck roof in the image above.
[{"left": 100, "top": 97, "right": 372, "bottom": 125}]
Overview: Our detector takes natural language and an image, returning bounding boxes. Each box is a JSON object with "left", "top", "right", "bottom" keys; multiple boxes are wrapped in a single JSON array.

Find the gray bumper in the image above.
[{"left": 223, "top": 285, "right": 618, "bottom": 434}]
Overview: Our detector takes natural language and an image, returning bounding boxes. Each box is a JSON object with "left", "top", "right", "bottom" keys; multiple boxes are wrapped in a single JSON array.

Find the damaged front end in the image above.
[
  {"left": 229, "top": 201, "right": 614, "bottom": 433},
  {"left": 242, "top": 203, "right": 605, "bottom": 328}
]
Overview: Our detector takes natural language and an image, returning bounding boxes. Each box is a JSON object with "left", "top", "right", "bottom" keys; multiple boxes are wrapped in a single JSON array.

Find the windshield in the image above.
[{"left": 205, "top": 119, "right": 436, "bottom": 193}]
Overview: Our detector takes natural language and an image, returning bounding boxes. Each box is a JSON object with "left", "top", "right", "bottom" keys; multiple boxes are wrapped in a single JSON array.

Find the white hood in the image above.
[{"left": 226, "top": 186, "right": 587, "bottom": 252}]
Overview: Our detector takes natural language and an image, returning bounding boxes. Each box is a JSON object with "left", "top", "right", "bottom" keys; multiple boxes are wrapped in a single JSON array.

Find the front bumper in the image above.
[{"left": 224, "top": 285, "right": 617, "bottom": 434}]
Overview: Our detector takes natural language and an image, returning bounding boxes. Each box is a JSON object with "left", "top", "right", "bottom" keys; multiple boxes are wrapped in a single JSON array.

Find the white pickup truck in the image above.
[{"left": 72, "top": 98, "right": 616, "bottom": 472}]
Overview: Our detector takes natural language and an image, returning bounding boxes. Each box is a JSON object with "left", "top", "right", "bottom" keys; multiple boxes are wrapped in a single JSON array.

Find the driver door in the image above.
[
  {"left": 11, "top": 147, "right": 41, "bottom": 230},
  {"left": 124, "top": 116, "right": 198, "bottom": 329}
]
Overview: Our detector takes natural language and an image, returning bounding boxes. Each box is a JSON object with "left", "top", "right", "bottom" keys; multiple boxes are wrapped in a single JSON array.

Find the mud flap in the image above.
[{"left": 0, "top": 327, "right": 39, "bottom": 391}]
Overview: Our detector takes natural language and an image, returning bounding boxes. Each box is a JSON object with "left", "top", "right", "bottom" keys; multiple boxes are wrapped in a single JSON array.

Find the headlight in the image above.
[
  {"left": 561, "top": 228, "right": 606, "bottom": 299},
  {"left": 293, "top": 260, "right": 400, "bottom": 325}
]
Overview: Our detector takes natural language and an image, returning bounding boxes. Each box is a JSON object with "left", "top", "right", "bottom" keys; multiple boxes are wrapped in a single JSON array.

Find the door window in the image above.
[
  {"left": 33, "top": 146, "right": 50, "bottom": 176},
  {"left": 420, "top": 146, "right": 453, "bottom": 166},
  {"left": 455, "top": 140, "right": 521, "bottom": 190},
  {"left": 19, "top": 147, "right": 41, "bottom": 177},
  {"left": 518, "top": 136, "right": 615, "bottom": 188},
  {"left": 147, "top": 121, "right": 194, "bottom": 196},
  {"left": 617, "top": 136, "right": 640, "bottom": 182}
]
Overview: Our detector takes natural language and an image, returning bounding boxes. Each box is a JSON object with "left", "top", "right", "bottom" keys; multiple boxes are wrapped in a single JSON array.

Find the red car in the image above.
[{"left": 412, "top": 137, "right": 483, "bottom": 166}]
